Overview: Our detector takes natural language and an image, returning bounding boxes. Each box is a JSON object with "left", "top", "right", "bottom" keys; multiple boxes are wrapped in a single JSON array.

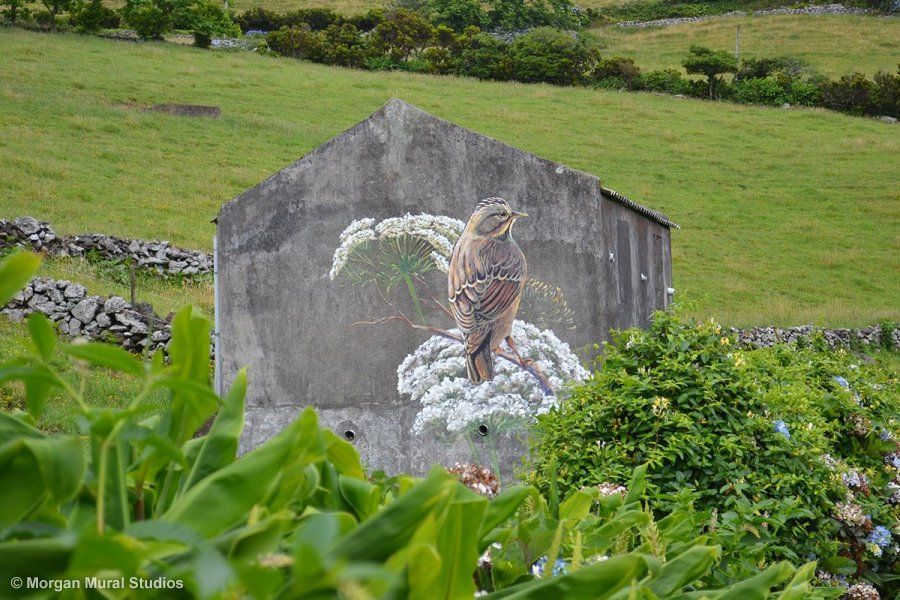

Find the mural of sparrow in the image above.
[{"left": 449, "top": 198, "right": 529, "bottom": 384}]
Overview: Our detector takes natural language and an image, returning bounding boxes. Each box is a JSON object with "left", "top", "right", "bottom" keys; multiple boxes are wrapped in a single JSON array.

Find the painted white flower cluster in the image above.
[
  {"left": 398, "top": 320, "right": 589, "bottom": 435},
  {"left": 329, "top": 214, "right": 465, "bottom": 280}
]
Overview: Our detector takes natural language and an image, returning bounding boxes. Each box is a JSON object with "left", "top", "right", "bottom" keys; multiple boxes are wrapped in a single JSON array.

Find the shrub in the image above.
[
  {"left": 527, "top": 311, "right": 900, "bottom": 590},
  {"left": 179, "top": 0, "right": 239, "bottom": 47},
  {"left": 593, "top": 55, "right": 641, "bottom": 89},
  {"left": 281, "top": 7, "right": 339, "bottom": 30},
  {"left": 508, "top": 27, "right": 597, "bottom": 86},
  {"left": 735, "top": 55, "right": 807, "bottom": 82},
  {"left": 820, "top": 72, "right": 874, "bottom": 116},
  {"left": 235, "top": 5, "right": 280, "bottom": 31},
  {"left": 424, "top": 0, "right": 485, "bottom": 31},
  {"left": 682, "top": 44, "right": 737, "bottom": 99},
  {"left": 871, "top": 67, "right": 900, "bottom": 118},
  {"left": 122, "top": 0, "right": 178, "bottom": 39},
  {"left": 267, "top": 22, "right": 372, "bottom": 67},
  {"left": 635, "top": 68, "right": 691, "bottom": 95},
  {"left": 454, "top": 26, "right": 511, "bottom": 80},
  {"left": 371, "top": 8, "right": 434, "bottom": 62},
  {"left": 71, "top": 0, "right": 119, "bottom": 32},
  {"left": 730, "top": 77, "right": 788, "bottom": 106},
  {"left": 345, "top": 7, "right": 384, "bottom": 31},
  {"left": 1, "top": 0, "right": 30, "bottom": 23},
  {"left": 486, "top": 0, "right": 585, "bottom": 31}
]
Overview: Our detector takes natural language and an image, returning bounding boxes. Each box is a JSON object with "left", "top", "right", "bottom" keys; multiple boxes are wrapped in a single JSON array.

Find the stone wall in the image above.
[
  {"left": 0, "top": 217, "right": 212, "bottom": 277},
  {"left": 616, "top": 3, "right": 875, "bottom": 28},
  {"left": 731, "top": 325, "right": 899, "bottom": 350},
  {"left": 2, "top": 276, "right": 174, "bottom": 355}
]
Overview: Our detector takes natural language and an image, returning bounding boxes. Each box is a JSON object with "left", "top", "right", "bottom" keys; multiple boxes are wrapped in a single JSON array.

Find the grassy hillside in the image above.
[
  {"left": 593, "top": 14, "right": 900, "bottom": 77},
  {"left": 1, "top": 29, "right": 898, "bottom": 327}
]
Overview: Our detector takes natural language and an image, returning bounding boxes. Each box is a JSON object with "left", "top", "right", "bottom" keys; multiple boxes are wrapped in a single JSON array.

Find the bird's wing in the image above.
[{"left": 449, "top": 240, "right": 525, "bottom": 334}]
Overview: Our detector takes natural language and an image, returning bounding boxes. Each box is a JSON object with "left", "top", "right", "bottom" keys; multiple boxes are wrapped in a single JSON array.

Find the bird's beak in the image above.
[{"left": 512, "top": 211, "right": 528, "bottom": 219}]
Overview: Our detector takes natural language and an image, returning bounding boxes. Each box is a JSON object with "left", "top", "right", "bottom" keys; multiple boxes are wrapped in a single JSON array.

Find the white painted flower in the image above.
[
  {"left": 329, "top": 228, "right": 376, "bottom": 280},
  {"left": 399, "top": 321, "right": 589, "bottom": 435}
]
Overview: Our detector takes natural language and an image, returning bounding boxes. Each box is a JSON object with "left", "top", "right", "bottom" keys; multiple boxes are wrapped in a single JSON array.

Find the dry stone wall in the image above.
[
  {"left": 2, "top": 277, "right": 175, "bottom": 355},
  {"left": 0, "top": 217, "right": 211, "bottom": 277}
]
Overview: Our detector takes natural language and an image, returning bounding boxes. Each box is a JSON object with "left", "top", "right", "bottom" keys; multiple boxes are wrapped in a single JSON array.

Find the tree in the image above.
[
  {"left": 682, "top": 45, "right": 737, "bottom": 99},
  {"left": 1, "top": 0, "right": 29, "bottom": 23},
  {"left": 40, "top": 0, "right": 73, "bottom": 30},
  {"left": 371, "top": 8, "right": 434, "bottom": 62},
  {"left": 179, "top": 0, "right": 239, "bottom": 47},
  {"left": 507, "top": 27, "right": 597, "bottom": 86}
]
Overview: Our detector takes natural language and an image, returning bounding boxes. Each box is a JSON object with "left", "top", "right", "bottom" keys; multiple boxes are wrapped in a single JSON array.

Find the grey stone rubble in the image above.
[
  {"left": 0, "top": 217, "right": 212, "bottom": 278},
  {"left": 1, "top": 276, "right": 179, "bottom": 355},
  {"left": 615, "top": 4, "right": 876, "bottom": 28},
  {"left": 730, "top": 325, "right": 900, "bottom": 350}
]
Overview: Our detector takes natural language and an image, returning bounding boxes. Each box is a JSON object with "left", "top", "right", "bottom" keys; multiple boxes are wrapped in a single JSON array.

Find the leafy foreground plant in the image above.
[
  {"left": 528, "top": 310, "right": 900, "bottom": 596},
  {"left": 0, "top": 251, "right": 825, "bottom": 598}
]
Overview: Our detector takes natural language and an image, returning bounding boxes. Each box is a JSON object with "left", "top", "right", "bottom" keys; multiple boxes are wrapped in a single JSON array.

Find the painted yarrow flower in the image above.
[
  {"left": 399, "top": 321, "right": 589, "bottom": 435},
  {"left": 329, "top": 213, "right": 465, "bottom": 281},
  {"left": 597, "top": 482, "right": 627, "bottom": 496}
]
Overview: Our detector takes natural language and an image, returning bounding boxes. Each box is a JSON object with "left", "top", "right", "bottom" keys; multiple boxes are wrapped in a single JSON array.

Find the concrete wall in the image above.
[{"left": 217, "top": 99, "right": 674, "bottom": 476}]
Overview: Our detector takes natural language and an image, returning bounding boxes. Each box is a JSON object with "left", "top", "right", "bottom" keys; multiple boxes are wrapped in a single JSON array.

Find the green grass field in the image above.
[
  {"left": 592, "top": 14, "right": 900, "bottom": 78},
  {"left": 1, "top": 28, "right": 898, "bottom": 328}
]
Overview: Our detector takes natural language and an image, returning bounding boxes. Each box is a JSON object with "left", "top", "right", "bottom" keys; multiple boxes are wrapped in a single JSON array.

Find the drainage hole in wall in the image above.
[
  {"left": 344, "top": 430, "right": 356, "bottom": 441},
  {"left": 477, "top": 424, "right": 489, "bottom": 436}
]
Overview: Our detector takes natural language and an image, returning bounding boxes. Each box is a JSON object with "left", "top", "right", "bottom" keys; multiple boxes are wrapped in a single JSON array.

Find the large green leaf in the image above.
[
  {"left": 63, "top": 342, "right": 144, "bottom": 377},
  {"left": 429, "top": 487, "right": 487, "bottom": 600},
  {"left": 329, "top": 468, "right": 457, "bottom": 563},
  {"left": 162, "top": 408, "right": 320, "bottom": 537},
  {"left": 0, "top": 534, "right": 76, "bottom": 595},
  {"left": 0, "top": 251, "right": 40, "bottom": 306},
  {"left": 646, "top": 544, "right": 720, "bottom": 596},
  {"left": 486, "top": 554, "right": 647, "bottom": 599},
  {"left": 26, "top": 313, "right": 56, "bottom": 361},
  {"left": 478, "top": 486, "right": 533, "bottom": 550},
  {"left": 0, "top": 436, "right": 85, "bottom": 529},
  {"left": 178, "top": 367, "right": 247, "bottom": 496}
]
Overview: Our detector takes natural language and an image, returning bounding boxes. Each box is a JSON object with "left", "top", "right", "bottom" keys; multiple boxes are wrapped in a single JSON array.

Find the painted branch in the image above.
[{"left": 350, "top": 313, "right": 554, "bottom": 396}]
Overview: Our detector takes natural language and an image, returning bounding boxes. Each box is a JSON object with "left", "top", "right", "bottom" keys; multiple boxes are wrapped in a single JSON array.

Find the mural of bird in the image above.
[{"left": 449, "top": 197, "right": 529, "bottom": 384}]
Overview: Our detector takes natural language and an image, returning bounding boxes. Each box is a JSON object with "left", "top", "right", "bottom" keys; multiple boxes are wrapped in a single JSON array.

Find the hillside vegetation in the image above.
[
  {"left": 594, "top": 14, "right": 900, "bottom": 77},
  {"left": 1, "top": 29, "right": 898, "bottom": 327}
]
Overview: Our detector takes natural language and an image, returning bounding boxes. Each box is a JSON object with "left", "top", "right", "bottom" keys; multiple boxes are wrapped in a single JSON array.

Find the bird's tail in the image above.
[{"left": 466, "top": 332, "right": 493, "bottom": 384}]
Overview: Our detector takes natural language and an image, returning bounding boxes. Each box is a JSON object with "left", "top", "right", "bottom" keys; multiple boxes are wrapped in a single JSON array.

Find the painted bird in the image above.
[{"left": 448, "top": 197, "right": 529, "bottom": 384}]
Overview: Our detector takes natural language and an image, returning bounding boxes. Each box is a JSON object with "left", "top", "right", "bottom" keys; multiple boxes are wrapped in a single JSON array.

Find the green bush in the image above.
[
  {"left": 424, "top": 0, "right": 485, "bottom": 31},
  {"left": 634, "top": 68, "right": 691, "bottom": 95},
  {"left": 527, "top": 311, "right": 899, "bottom": 591},
  {"left": 71, "top": 0, "right": 120, "bottom": 32},
  {"left": 268, "top": 24, "right": 372, "bottom": 67},
  {"left": 1, "top": 0, "right": 30, "bottom": 23},
  {"left": 730, "top": 77, "right": 788, "bottom": 106},
  {"left": 0, "top": 252, "right": 831, "bottom": 598},
  {"left": 122, "top": 0, "right": 177, "bottom": 39},
  {"left": 508, "top": 27, "right": 597, "bottom": 86},
  {"left": 593, "top": 55, "right": 641, "bottom": 89},
  {"left": 820, "top": 72, "right": 875, "bottom": 116},
  {"left": 179, "top": 0, "right": 239, "bottom": 48},
  {"left": 871, "top": 67, "right": 900, "bottom": 117},
  {"left": 486, "top": 0, "right": 585, "bottom": 31},
  {"left": 454, "top": 26, "right": 511, "bottom": 80},
  {"left": 371, "top": 8, "right": 434, "bottom": 62}
]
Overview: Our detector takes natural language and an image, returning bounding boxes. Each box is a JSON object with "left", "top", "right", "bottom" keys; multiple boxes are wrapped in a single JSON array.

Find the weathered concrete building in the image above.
[{"left": 216, "top": 99, "right": 677, "bottom": 476}]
